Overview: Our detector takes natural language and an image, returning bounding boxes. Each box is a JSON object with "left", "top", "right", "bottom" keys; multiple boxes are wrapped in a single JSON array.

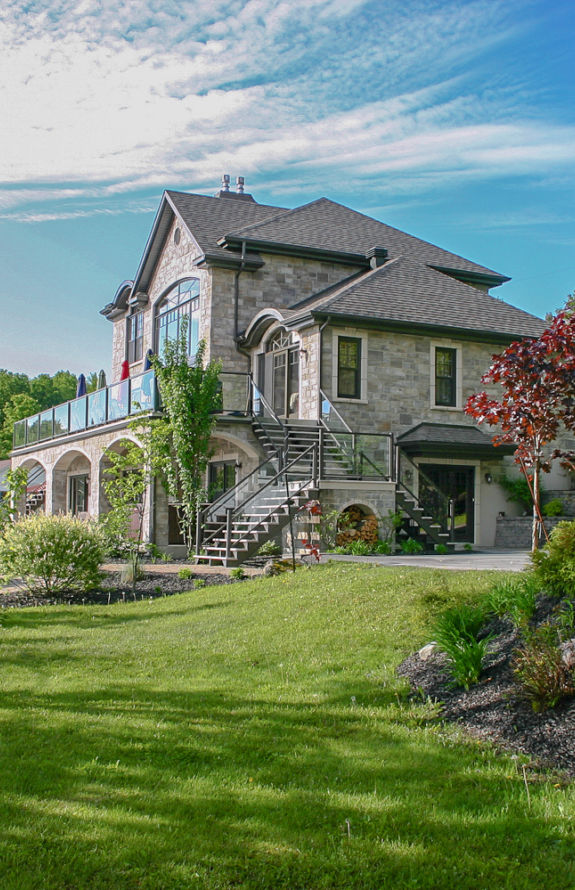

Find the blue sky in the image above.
[{"left": 0, "top": 0, "right": 573, "bottom": 377}]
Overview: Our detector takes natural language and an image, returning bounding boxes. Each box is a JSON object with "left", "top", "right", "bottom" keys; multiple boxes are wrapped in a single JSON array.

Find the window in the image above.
[
  {"left": 127, "top": 311, "right": 144, "bottom": 363},
  {"left": 155, "top": 279, "right": 200, "bottom": 358},
  {"left": 208, "top": 461, "right": 236, "bottom": 501},
  {"left": 69, "top": 474, "right": 89, "bottom": 515},
  {"left": 434, "top": 347, "right": 457, "bottom": 407},
  {"left": 337, "top": 337, "right": 362, "bottom": 399}
]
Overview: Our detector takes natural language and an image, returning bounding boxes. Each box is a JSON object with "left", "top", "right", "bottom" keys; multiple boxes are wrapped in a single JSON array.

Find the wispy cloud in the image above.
[{"left": 1, "top": 0, "right": 572, "bottom": 220}]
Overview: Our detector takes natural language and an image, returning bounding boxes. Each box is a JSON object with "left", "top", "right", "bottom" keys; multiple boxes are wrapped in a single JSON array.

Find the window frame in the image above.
[
  {"left": 430, "top": 341, "right": 462, "bottom": 410},
  {"left": 154, "top": 278, "right": 201, "bottom": 359},
  {"left": 332, "top": 331, "right": 368, "bottom": 403},
  {"left": 127, "top": 310, "right": 144, "bottom": 364}
]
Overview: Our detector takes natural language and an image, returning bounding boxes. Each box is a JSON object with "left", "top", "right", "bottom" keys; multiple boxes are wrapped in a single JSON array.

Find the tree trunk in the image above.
[{"left": 531, "top": 461, "right": 540, "bottom": 552}]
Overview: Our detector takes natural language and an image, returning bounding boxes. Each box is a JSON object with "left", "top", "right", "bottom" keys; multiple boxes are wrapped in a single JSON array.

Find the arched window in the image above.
[{"left": 155, "top": 279, "right": 200, "bottom": 358}]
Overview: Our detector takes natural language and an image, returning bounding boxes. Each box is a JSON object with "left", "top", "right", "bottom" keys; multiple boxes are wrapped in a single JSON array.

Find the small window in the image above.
[
  {"left": 69, "top": 474, "right": 89, "bottom": 515},
  {"left": 127, "top": 311, "right": 144, "bottom": 363},
  {"left": 208, "top": 461, "right": 236, "bottom": 501},
  {"left": 435, "top": 347, "right": 457, "bottom": 406},
  {"left": 337, "top": 337, "right": 362, "bottom": 399}
]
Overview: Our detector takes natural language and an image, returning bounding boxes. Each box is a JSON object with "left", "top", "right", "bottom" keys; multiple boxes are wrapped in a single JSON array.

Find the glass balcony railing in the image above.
[{"left": 13, "top": 370, "right": 160, "bottom": 450}]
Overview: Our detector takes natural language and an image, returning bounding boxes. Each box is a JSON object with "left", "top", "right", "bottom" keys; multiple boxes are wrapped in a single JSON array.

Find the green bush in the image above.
[
  {"left": 193, "top": 578, "right": 207, "bottom": 589},
  {"left": 435, "top": 543, "right": 448, "bottom": 555},
  {"left": 257, "top": 540, "right": 282, "bottom": 557},
  {"left": 0, "top": 514, "right": 105, "bottom": 595},
  {"left": 401, "top": 538, "right": 424, "bottom": 555},
  {"left": 513, "top": 622, "right": 574, "bottom": 711},
  {"left": 347, "top": 539, "right": 371, "bottom": 556},
  {"left": 178, "top": 567, "right": 194, "bottom": 580},
  {"left": 433, "top": 603, "right": 492, "bottom": 689},
  {"left": 531, "top": 521, "right": 575, "bottom": 596},
  {"left": 486, "top": 574, "right": 538, "bottom": 627},
  {"left": 372, "top": 540, "right": 392, "bottom": 555},
  {"left": 543, "top": 498, "right": 564, "bottom": 517},
  {"left": 230, "top": 567, "right": 246, "bottom": 580},
  {"left": 500, "top": 473, "right": 540, "bottom": 513}
]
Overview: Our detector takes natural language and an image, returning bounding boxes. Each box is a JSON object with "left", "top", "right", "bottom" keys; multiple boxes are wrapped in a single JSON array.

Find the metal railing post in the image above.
[
  {"left": 225, "top": 507, "right": 233, "bottom": 562},
  {"left": 449, "top": 499, "right": 455, "bottom": 542},
  {"left": 318, "top": 426, "right": 323, "bottom": 481}
]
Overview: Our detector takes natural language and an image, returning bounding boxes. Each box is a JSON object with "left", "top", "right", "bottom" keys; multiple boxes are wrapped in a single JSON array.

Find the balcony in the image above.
[
  {"left": 11, "top": 371, "right": 257, "bottom": 452},
  {"left": 12, "top": 370, "right": 160, "bottom": 451}
]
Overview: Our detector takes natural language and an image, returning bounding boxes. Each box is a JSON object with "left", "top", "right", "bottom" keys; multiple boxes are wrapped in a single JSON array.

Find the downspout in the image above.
[
  {"left": 317, "top": 316, "right": 331, "bottom": 420},
  {"left": 234, "top": 240, "right": 250, "bottom": 368}
]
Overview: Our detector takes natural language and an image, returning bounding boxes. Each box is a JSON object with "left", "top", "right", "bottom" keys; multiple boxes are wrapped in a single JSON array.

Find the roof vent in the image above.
[
  {"left": 216, "top": 174, "right": 255, "bottom": 201},
  {"left": 221, "top": 174, "right": 231, "bottom": 192},
  {"left": 366, "top": 246, "right": 388, "bottom": 269},
  {"left": 236, "top": 176, "right": 245, "bottom": 194}
]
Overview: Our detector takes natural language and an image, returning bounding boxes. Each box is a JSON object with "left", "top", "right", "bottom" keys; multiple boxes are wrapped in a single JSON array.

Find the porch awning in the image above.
[{"left": 397, "top": 423, "right": 515, "bottom": 459}]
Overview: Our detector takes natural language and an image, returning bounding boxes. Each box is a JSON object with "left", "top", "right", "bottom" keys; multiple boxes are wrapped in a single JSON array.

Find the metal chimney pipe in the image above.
[
  {"left": 236, "top": 176, "right": 245, "bottom": 194},
  {"left": 221, "top": 174, "right": 230, "bottom": 192}
]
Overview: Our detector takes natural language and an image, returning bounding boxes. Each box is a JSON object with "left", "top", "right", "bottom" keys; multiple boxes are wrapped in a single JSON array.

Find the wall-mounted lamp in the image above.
[
  {"left": 484, "top": 473, "right": 493, "bottom": 484},
  {"left": 404, "top": 469, "right": 413, "bottom": 485},
  {"left": 235, "top": 459, "right": 242, "bottom": 470}
]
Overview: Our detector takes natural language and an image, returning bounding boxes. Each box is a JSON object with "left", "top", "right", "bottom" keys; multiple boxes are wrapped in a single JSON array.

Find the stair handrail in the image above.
[
  {"left": 197, "top": 453, "right": 278, "bottom": 540},
  {"left": 397, "top": 450, "right": 451, "bottom": 531},
  {"left": 249, "top": 377, "right": 289, "bottom": 465},
  {"left": 319, "top": 388, "right": 352, "bottom": 433},
  {"left": 198, "top": 443, "right": 318, "bottom": 552},
  {"left": 229, "top": 473, "right": 315, "bottom": 553}
]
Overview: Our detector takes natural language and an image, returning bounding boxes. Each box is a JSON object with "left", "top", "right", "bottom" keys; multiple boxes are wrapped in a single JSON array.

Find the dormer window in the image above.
[{"left": 155, "top": 278, "right": 200, "bottom": 358}]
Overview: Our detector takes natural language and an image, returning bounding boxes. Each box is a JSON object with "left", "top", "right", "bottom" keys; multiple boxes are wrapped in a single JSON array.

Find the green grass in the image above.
[{"left": 0, "top": 564, "right": 574, "bottom": 889}]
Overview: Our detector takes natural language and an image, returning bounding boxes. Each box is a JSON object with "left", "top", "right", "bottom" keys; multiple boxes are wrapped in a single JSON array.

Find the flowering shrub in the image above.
[{"left": 0, "top": 514, "right": 105, "bottom": 595}]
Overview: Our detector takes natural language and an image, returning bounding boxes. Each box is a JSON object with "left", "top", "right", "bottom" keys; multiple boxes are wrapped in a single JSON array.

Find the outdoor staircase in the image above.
[
  {"left": 395, "top": 487, "right": 455, "bottom": 550},
  {"left": 252, "top": 417, "right": 356, "bottom": 478}
]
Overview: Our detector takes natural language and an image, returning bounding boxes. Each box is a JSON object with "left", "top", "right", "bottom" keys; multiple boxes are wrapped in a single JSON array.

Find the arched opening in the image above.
[
  {"left": 257, "top": 328, "right": 300, "bottom": 418},
  {"left": 99, "top": 439, "right": 145, "bottom": 540},
  {"left": 154, "top": 278, "right": 200, "bottom": 359},
  {"left": 14, "top": 459, "right": 46, "bottom": 516},
  {"left": 52, "top": 450, "right": 92, "bottom": 517},
  {"left": 336, "top": 504, "right": 378, "bottom": 548}
]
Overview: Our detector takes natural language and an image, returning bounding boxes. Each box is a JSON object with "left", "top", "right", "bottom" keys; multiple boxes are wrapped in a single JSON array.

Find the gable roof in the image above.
[
  {"left": 222, "top": 197, "right": 508, "bottom": 286},
  {"left": 285, "top": 255, "right": 544, "bottom": 340}
]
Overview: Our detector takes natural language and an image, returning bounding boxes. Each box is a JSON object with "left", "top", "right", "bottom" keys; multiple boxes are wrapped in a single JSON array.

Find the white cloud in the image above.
[{"left": 0, "top": 0, "right": 572, "bottom": 219}]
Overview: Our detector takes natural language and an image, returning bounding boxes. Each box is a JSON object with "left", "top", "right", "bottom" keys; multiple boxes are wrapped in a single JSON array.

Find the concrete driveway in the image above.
[{"left": 323, "top": 548, "right": 531, "bottom": 572}]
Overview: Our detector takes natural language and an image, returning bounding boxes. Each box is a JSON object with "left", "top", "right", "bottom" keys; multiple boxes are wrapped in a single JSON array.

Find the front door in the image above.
[
  {"left": 259, "top": 330, "right": 300, "bottom": 419},
  {"left": 421, "top": 464, "right": 475, "bottom": 542}
]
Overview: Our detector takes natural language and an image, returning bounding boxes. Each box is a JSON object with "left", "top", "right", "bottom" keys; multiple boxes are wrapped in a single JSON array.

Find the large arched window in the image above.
[{"left": 155, "top": 279, "right": 200, "bottom": 357}]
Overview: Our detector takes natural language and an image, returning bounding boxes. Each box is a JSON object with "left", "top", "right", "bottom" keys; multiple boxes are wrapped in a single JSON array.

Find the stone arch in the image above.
[
  {"left": 14, "top": 457, "right": 47, "bottom": 516},
  {"left": 99, "top": 438, "right": 146, "bottom": 527},
  {"left": 335, "top": 502, "right": 379, "bottom": 547},
  {"left": 52, "top": 449, "right": 92, "bottom": 516}
]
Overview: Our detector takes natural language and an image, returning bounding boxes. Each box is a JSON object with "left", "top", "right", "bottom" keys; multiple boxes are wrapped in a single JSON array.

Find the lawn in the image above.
[{"left": 0, "top": 563, "right": 573, "bottom": 889}]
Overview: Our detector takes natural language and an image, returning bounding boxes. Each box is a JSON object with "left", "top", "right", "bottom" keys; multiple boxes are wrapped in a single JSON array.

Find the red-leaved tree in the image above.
[{"left": 465, "top": 335, "right": 560, "bottom": 551}]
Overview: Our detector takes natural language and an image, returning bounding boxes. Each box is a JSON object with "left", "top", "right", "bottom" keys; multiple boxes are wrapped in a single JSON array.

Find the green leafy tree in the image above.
[
  {"left": 140, "top": 322, "right": 221, "bottom": 551},
  {"left": 0, "top": 466, "right": 28, "bottom": 535},
  {"left": 101, "top": 442, "right": 148, "bottom": 589},
  {"left": 0, "top": 394, "right": 41, "bottom": 458}
]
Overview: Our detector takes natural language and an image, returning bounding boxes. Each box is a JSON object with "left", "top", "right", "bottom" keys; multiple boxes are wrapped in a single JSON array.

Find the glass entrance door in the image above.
[{"left": 421, "top": 465, "right": 475, "bottom": 542}]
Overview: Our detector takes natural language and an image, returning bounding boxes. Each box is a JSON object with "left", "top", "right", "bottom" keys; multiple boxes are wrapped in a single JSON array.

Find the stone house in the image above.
[{"left": 11, "top": 177, "right": 554, "bottom": 562}]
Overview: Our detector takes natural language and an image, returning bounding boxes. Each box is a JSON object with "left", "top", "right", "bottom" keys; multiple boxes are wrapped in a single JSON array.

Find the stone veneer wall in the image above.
[{"left": 495, "top": 516, "right": 568, "bottom": 549}]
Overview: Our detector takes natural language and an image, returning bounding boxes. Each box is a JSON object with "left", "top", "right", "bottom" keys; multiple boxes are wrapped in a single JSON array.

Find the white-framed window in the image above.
[
  {"left": 430, "top": 341, "right": 462, "bottom": 410},
  {"left": 155, "top": 278, "right": 200, "bottom": 359},
  {"left": 332, "top": 330, "right": 368, "bottom": 402},
  {"left": 127, "top": 311, "right": 144, "bottom": 364}
]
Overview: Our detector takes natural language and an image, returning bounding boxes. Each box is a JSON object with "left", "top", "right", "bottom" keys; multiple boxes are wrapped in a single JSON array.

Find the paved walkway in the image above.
[{"left": 322, "top": 549, "right": 531, "bottom": 572}]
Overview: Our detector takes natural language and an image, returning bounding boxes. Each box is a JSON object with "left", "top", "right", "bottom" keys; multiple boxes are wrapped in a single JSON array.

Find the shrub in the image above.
[
  {"left": 435, "top": 543, "right": 448, "bottom": 555},
  {"left": 433, "top": 603, "right": 492, "bottom": 689},
  {"left": 543, "top": 498, "right": 564, "bottom": 517},
  {"left": 500, "top": 473, "right": 541, "bottom": 513},
  {"left": 401, "top": 538, "right": 424, "bottom": 555},
  {"left": 486, "top": 574, "right": 538, "bottom": 627},
  {"left": 178, "top": 567, "right": 194, "bottom": 580},
  {"left": 0, "top": 514, "right": 105, "bottom": 595},
  {"left": 347, "top": 539, "right": 371, "bottom": 556},
  {"left": 463, "top": 543, "right": 473, "bottom": 552},
  {"left": 372, "top": 540, "right": 392, "bottom": 555},
  {"left": 257, "top": 540, "right": 282, "bottom": 557},
  {"left": 513, "top": 622, "right": 575, "bottom": 711},
  {"left": 120, "top": 562, "right": 144, "bottom": 587},
  {"left": 531, "top": 520, "right": 575, "bottom": 596},
  {"left": 230, "top": 567, "right": 246, "bottom": 580},
  {"left": 193, "top": 578, "right": 206, "bottom": 589}
]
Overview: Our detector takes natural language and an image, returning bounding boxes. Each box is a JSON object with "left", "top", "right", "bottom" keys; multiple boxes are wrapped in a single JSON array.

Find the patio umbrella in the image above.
[
  {"left": 97, "top": 369, "right": 107, "bottom": 389},
  {"left": 143, "top": 349, "right": 153, "bottom": 371},
  {"left": 76, "top": 373, "right": 86, "bottom": 397},
  {"left": 120, "top": 360, "right": 130, "bottom": 381}
]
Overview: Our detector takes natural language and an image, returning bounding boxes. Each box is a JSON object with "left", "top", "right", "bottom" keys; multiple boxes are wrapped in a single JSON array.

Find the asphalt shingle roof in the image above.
[
  {"left": 225, "top": 197, "right": 507, "bottom": 281},
  {"left": 288, "top": 255, "right": 544, "bottom": 339},
  {"left": 166, "top": 191, "right": 288, "bottom": 264}
]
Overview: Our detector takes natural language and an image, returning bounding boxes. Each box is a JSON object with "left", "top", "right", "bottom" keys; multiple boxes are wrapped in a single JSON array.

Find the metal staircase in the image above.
[{"left": 395, "top": 450, "right": 455, "bottom": 550}]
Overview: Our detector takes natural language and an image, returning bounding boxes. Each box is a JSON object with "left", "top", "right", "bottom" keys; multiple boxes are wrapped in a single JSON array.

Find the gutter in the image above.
[{"left": 234, "top": 240, "right": 252, "bottom": 369}]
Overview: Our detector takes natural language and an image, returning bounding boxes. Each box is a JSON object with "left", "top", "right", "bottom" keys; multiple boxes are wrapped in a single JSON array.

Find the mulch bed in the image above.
[
  {"left": 0, "top": 571, "right": 243, "bottom": 608},
  {"left": 397, "top": 594, "right": 575, "bottom": 777}
]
